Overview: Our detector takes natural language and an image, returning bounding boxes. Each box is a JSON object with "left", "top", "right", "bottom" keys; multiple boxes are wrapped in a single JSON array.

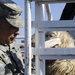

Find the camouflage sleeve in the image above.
[
  {"left": 0, "top": 46, "right": 12, "bottom": 75},
  {"left": 0, "top": 59, "right": 5, "bottom": 75},
  {"left": 10, "top": 42, "right": 24, "bottom": 67}
]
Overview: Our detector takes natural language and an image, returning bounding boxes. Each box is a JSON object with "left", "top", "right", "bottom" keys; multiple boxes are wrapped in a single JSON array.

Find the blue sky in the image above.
[{"left": 12, "top": 0, "right": 66, "bottom": 36}]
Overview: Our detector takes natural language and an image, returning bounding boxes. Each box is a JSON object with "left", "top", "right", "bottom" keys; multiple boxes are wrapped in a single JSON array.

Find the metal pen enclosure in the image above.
[{"left": 25, "top": 0, "right": 75, "bottom": 75}]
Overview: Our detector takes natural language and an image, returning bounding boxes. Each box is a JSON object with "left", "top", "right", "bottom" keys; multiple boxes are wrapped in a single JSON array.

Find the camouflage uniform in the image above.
[
  {"left": 0, "top": 0, "right": 24, "bottom": 75},
  {"left": 0, "top": 42, "right": 24, "bottom": 75}
]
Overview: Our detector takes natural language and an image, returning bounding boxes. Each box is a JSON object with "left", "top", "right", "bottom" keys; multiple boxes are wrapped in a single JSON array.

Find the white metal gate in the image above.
[{"left": 25, "top": 0, "right": 75, "bottom": 75}]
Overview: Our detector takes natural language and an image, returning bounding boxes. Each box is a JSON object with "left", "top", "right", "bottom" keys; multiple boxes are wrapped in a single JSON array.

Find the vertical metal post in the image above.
[
  {"left": 45, "top": 4, "right": 53, "bottom": 20},
  {"left": 25, "top": 0, "right": 31, "bottom": 75},
  {"left": 35, "top": 2, "right": 45, "bottom": 75}
]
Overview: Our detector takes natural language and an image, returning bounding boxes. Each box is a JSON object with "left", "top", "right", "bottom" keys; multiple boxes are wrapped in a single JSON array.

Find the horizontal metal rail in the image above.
[
  {"left": 40, "top": 55, "right": 75, "bottom": 60},
  {"left": 32, "top": 48, "right": 75, "bottom": 55},
  {"left": 30, "top": 0, "right": 75, "bottom": 3},
  {"left": 32, "top": 20, "right": 75, "bottom": 31},
  {"left": 32, "top": 48, "right": 75, "bottom": 60}
]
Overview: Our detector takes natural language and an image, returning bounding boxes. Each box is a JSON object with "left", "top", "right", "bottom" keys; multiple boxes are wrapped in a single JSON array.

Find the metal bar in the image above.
[
  {"left": 32, "top": 20, "right": 75, "bottom": 28},
  {"left": 30, "top": 0, "right": 75, "bottom": 3},
  {"left": 35, "top": 2, "right": 45, "bottom": 75},
  {"left": 45, "top": 4, "right": 52, "bottom": 20},
  {"left": 32, "top": 48, "right": 75, "bottom": 55},
  {"left": 32, "top": 20, "right": 75, "bottom": 31},
  {"left": 25, "top": 0, "right": 31, "bottom": 75},
  {"left": 40, "top": 55, "right": 75, "bottom": 60},
  {"left": 38, "top": 27, "right": 75, "bottom": 31}
]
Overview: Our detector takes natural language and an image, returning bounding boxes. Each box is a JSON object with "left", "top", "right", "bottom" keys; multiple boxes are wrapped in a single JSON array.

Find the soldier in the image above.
[{"left": 0, "top": 0, "right": 24, "bottom": 75}]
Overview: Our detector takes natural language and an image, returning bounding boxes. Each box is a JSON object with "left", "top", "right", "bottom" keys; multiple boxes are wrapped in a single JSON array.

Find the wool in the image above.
[{"left": 46, "top": 31, "right": 75, "bottom": 75}]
